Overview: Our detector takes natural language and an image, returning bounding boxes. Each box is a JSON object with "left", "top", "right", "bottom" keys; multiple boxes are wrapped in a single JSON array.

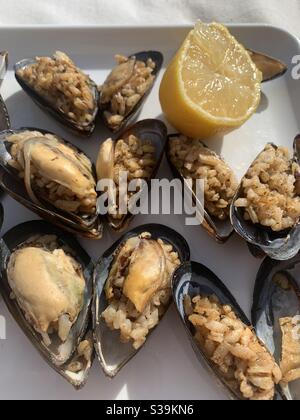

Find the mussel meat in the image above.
[
  {"left": 168, "top": 134, "right": 238, "bottom": 243},
  {"left": 97, "top": 119, "right": 167, "bottom": 232},
  {"left": 0, "top": 220, "right": 94, "bottom": 388},
  {"left": 0, "top": 128, "right": 102, "bottom": 239},
  {"left": 231, "top": 138, "right": 300, "bottom": 260},
  {"left": 99, "top": 51, "right": 163, "bottom": 133},
  {"left": 248, "top": 50, "right": 288, "bottom": 83},
  {"left": 252, "top": 254, "right": 300, "bottom": 400},
  {"left": 172, "top": 261, "right": 282, "bottom": 400},
  {"left": 15, "top": 51, "right": 99, "bottom": 136},
  {"left": 93, "top": 224, "right": 190, "bottom": 378}
]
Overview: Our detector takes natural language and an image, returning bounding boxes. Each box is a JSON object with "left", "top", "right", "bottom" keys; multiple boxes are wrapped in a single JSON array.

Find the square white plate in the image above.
[{"left": 0, "top": 24, "right": 299, "bottom": 400}]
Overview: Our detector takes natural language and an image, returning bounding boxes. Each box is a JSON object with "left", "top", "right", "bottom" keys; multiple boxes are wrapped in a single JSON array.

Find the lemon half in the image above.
[{"left": 159, "top": 22, "right": 262, "bottom": 139}]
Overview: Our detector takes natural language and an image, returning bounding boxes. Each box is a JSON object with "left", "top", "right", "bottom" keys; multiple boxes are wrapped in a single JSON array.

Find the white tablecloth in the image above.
[{"left": 0, "top": 0, "right": 299, "bottom": 38}]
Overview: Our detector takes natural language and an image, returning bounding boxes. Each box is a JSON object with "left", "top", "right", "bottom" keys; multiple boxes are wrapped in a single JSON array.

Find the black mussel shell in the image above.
[
  {"left": 93, "top": 224, "right": 190, "bottom": 378},
  {"left": 0, "top": 220, "right": 94, "bottom": 388},
  {"left": 0, "top": 96, "right": 11, "bottom": 132},
  {"left": 0, "top": 128, "right": 103, "bottom": 239},
  {"left": 100, "top": 51, "right": 163, "bottom": 133},
  {"left": 172, "top": 261, "right": 280, "bottom": 400},
  {"left": 252, "top": 255, "right": 300, "bottom": 400},
  {"left": 231, "top": 139, "right": 300, "bottom": 261},
  {"left": 0, "top": 202, "right": 3, "bottom": 230},
  {"left": 0, "top": 51, "right": 8, "bottom": 85},
  {"left": 15, "top": 57, "right": 99, "bottom": 136},
  {"left": 101, "top": 119, "right": 167, "bottom": 232},
  {"left": 0, "top": 52, "right": 11, "bottom": 132},
  {"left": 248, "top": 49, "right": 288, "bottom": 83},
  {"left": 167, "top": 135, "right": 234, "bottom": 243}
]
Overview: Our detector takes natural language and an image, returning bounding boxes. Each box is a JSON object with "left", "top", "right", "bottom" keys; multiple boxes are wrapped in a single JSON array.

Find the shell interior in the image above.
[
  {"left": 93, "top": 223, "right": 190, "bottom": 378},
  {"left": 14, "top": 58, "right": 99, "bottom": 136},
  {"left": 252, "top": 255, "right": 300, "bottom": 400},
  {"left": 100, "top": 51, "right": 164, "bottom": 133},
  {"left": 167, "top": 135, "right": 234, "bottom": 243},
  {"left": 0, "top": 220, "right": 94, "bottom": 386},
  {"left": 0, "top": 128, "right": 103, "bottom": 239}
]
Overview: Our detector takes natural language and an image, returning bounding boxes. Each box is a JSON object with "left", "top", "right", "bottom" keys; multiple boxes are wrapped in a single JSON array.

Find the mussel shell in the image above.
[
  {"left": 0, "top": 96, "right": 11, "bottom": 132},
  {"left": 0, "top": 220, "right": 94, "bottom": 386},
  {"left": 0, "top": 51, "right": 8, "bottom": 85},
  {"left": 167, "top": 135, "right": 234, "bottom": 243},
  {"left": 172, "top": 260, "right": 253, "bottom": 400},
  {"left": 93, "top": 223, "right": 190, "bottom": 378},
  {"left": 252, "top": 255, "right": 300, "bottom": 400},
  {"left": 15, "top": 58, "right": 99, "bottom": 136},
  {"left": 173, "top": 261, "right": 282, "bottom": 400},
  {"left": 0, "top": 128, "right": 103, "bottom": 239},
  {"left": 230, "top": 140, "right": 300, "bottom": 261},
  {"left": 105, "top": 119, "right": 168, "bottom": 232},
  {"left": 0, "top": 52, "right": 11, "bottom": 132},
  {"left": 248, "top": 49, "right": 288, "bottom": 83},
  {"left": 100, "top": 51, "right": 163, "bottom": 133}
]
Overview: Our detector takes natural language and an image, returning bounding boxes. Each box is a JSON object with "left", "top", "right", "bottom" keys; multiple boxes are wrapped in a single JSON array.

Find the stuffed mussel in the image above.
[
  {"left": 97, "top": 119, "right": 167, "bottom": 232},
  {"left": 15, "top": 51, "right": 99, "bottom": 136},
  {"left": 172, "top": 261, "right": 282, "bottom": 400},
  {"left": 168, "top": 134, "right": 238, "bottom": 242},
  {"left": 252, "top": 255, "right": 300, "bottom": 400},
  {"left": 99, "top": 51, "right": 163, "bottom": 133},
  {"left": 93, "top": 224, "right": 190, "bottom": 378},
  {"left": 0, "top": 128, "right": 102, "bottom": 238},
  {"left": 231, "top": 138, "right": 300, "bottom": 260},
  {"left": 0, "top": 220, "right": 94, "bottom": 388}
]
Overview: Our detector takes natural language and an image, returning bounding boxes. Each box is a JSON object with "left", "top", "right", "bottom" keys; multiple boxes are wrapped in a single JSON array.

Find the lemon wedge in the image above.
[{"left": 159, "top": 22, "right": 262, "bottom": 138}]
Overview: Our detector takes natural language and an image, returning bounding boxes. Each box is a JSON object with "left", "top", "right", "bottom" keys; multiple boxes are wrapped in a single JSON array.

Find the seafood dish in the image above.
[
  {"left": 99, "top": 51, "right": 163, "bottom": 132},
  {"left": 0, "top": 221, "right": 94, "bottom": 388},
  {"left": 0, "top": 21, "right": 295, "bottom": 399},
  {"left": 15, "top": 51, "right": 99, "bottom": 135},
  {"left": 231, "top": 139, "right": 300, "bottom": 260},
  {"left": 172, "top": 261, "right": 282, "bottom": 400},
  {"left": 0, "top": 128, "right": 102, "bottom": 239},
  {"left": 252, "top": 255, "right": 300, "bottom": 400},
  {"left": 93, "top": 224, "right": 190, "bottom": 377},
  {"left": 168, "top": 134, "right": 238, "bottom": 242},
  {"left": 97, "top": 119, "right": 167, "bottom": 231}
]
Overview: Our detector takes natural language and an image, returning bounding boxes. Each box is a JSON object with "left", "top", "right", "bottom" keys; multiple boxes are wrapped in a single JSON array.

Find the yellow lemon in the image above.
[{"left": 159, "top": 22, "right": 262, "bottom": 139}]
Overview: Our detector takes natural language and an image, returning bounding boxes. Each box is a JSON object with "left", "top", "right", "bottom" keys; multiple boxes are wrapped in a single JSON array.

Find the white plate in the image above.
[{"left": 0, "top": 24, "right": 299, "bottom": 400}]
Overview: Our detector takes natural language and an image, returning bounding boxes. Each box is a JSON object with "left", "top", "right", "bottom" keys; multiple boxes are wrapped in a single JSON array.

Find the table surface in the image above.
[{"left": 0, "top": 0, "right": 299, "bottom": 39}]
